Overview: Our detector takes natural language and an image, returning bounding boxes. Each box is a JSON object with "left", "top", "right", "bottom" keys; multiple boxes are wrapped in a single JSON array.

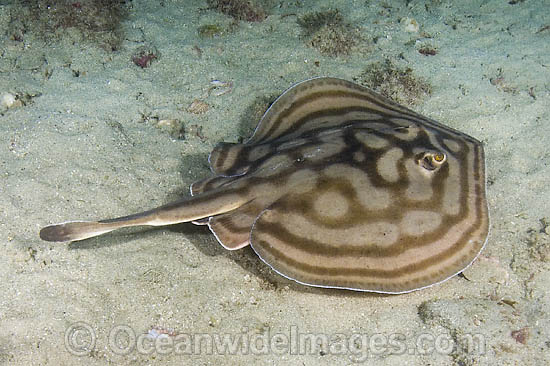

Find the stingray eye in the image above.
[{"left": 417, "top": 150, "right": 447, "bottom": 171}]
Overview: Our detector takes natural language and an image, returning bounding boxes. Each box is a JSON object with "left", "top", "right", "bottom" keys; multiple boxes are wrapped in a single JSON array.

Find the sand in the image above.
[{"left": 0, "top": 0, "right": 549, "bottom": 364}]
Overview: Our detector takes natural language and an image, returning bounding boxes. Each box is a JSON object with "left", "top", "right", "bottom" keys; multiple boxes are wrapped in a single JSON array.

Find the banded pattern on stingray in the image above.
[{"left": 40, "top": 77, "right": 489, "bottom": 293}]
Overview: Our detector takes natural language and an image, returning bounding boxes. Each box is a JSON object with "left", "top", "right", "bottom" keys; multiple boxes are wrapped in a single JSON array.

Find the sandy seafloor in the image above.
[{"left": 1, "top": 0, "right": 549, "bottom": 365}]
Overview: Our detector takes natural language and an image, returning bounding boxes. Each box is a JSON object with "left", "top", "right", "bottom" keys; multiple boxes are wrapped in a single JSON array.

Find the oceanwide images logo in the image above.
[{"left": 65, "top": 322, "right": 486, "bottom": 361}]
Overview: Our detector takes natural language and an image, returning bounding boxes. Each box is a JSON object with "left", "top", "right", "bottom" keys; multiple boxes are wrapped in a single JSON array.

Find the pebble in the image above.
[
  {"left": 402, "top": 17, "right": 420, "bottom": 33},
  {"left": 1, "top": 92, "right": 22, "bottom": 109},
  {"left": 1, "top": 92, "right": 15, "bottom": 108}
]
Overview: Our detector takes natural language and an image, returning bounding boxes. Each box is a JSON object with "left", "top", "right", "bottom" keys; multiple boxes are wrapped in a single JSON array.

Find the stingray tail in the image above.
[{"left": 39, "top": 190, "right": 249, "bottom": 242}]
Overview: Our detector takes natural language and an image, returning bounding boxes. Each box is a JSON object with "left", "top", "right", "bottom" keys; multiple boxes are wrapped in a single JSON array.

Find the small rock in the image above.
[
  {"left": 187, "top": 99, "right": 209, "bottom": 114},
  {"left": 402, "top": 17, "right": 419, "bottom": 33},
  {"left": 1, "top": 92, "right": 22, "bottom": 109}
]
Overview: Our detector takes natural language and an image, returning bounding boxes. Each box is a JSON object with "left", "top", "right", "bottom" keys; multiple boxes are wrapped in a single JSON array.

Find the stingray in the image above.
[{"left": 40, "top": 77, "right": 489, "bottom": 293}]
